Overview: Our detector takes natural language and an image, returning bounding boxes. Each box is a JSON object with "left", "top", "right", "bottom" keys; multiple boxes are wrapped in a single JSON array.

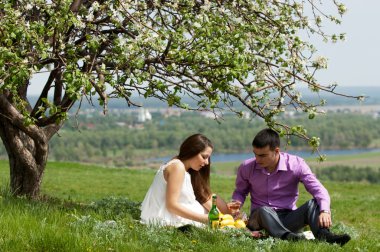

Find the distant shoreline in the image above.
[{"left": 149, "top": 148, "right": 380, "bottom": 164}]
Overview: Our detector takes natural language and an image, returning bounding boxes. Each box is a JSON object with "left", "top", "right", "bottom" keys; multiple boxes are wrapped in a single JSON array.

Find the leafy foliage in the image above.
[
  {"left": 0, "top": 0, "right": 363, "bottom": 145},
  {"left": 314, "top": 166, "right": 380, "bottom": 184},
  {"left": 0, "top": 0, "right": 366, "bottom": 197},
  {"left": 89, "top": 196, "right": 141, "bottom": 220}
]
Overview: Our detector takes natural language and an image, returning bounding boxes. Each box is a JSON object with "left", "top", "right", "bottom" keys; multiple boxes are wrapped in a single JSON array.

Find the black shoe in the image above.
[
  {"left": 319, "top": 232, "right": 351, "bottom": 246},
  {"left": 284, "top": 232, "right": 306, "bottom": 241}
]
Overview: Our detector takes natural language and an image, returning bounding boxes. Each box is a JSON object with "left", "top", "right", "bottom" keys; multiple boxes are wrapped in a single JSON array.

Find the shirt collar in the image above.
[
  {"left": 277, "top": 152, "right": 287, "bottom": 171},
  {"left": 253, "top": 152, "right": 287, "bottom": 172}
]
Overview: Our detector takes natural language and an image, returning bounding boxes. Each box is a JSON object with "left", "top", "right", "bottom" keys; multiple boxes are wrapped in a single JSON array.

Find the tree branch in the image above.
[
  {"left": 70, "top": 0, "right": 83, "bottom": 13},
  {"left": 31, "top": 68, "right": 59, "bottom": 118},
  {"left": 0, "top": 94, "right": 46, "bottom": 144}
]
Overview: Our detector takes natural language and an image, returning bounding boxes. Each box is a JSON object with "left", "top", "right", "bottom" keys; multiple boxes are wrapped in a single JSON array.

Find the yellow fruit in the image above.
[
  {"left": 234, "top": 219, "right": 246, "bottom": 229},
  {"left": 218, "top": 213, "right": 224, "bottom": 220},
  {"left": 222, "top": 224, "right": 236, "bottom": 229},
  {"left": 211, "top": 220, "right": 219, "bottom": 229},
  {"left": 220, "top": 214, "right": 234, "bottom": 221},
  {"left": 220, "top": 219, "right": 235, "bottom": 227}
]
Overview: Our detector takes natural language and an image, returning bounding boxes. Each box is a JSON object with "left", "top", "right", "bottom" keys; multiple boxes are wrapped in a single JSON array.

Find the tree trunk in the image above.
[{"left": 0, "top": 118, "right": 48, "bottom": 198}]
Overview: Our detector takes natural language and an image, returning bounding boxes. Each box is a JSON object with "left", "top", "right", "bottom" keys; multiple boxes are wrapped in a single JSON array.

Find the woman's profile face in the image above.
[{"left": 188, "top": 146, "right": 213, "bottom": 171}]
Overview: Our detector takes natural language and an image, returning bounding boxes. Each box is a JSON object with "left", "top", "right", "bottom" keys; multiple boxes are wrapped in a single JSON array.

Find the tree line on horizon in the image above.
[{"left": 1, "top": 112, "right": 378, "bottom": 167}]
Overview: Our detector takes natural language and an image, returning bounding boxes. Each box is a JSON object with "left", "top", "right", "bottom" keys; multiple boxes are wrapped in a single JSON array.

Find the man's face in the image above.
[{"left": 253, "top": 145, "right": 280, "bottom": 170}]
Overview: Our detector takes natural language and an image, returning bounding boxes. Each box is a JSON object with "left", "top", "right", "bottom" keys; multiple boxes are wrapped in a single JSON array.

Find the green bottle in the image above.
[{"left": 208, "top": 194, "right": 219, "bottom": 228}]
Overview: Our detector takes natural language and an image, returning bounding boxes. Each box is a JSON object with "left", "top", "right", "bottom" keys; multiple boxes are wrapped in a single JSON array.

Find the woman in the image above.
[{"left": 140, "top": 133, "right": 229, "bottom": 227}]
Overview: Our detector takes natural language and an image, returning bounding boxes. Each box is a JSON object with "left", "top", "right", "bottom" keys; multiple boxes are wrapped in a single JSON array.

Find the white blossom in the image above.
[
  {"left": 14, "top": 10, "right": 21, "bottom": 17},
  {"left": 117, "top": 38, "right": 126, "bottom": 47},
  {"left": 338, "top": 4, "right": 347, "bottom": 15},
  {"left": 74, "top": 15, "right": 85, "bottom": 29},
  {"left": 193, "top": 22, "right": 202, "bottom": 28},
  {"left": 218, "top": 7, "right": 226, "bottom": 14},
  {"left": 313, "top": 56, "right": 328, "bottom": 69},
  {"left": 294, "top": 3, "right": 303, "bottom": 13},
  {"left": 92, "top": 1, "right": 100, "bottom": 11},
  {"left": 201, "top": 0, "right": 210, "bottom": 11},
  {"left": 86, "top": 12, "right": 94, "bottom": 22},
  {"left": 233, "top": 17, "right": 242, "bottom": 23}
]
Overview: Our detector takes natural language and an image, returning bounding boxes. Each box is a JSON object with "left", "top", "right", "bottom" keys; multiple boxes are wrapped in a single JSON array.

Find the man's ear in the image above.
[{"left": 274, "top": 147, "right": 280, "bottom": 154}]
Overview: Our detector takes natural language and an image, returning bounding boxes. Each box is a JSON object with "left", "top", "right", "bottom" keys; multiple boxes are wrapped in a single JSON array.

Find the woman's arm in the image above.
[{"left": 165, "top": 162, "right": 208, "bottom": 224}]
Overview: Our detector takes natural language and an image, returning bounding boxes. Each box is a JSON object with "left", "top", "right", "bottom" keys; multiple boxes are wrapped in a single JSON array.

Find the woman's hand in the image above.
[{"left": 202, "top": 214, "right": 209, "bottom": 224}]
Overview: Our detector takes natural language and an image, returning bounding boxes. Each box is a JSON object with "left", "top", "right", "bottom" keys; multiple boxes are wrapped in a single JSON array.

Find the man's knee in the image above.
[
  {"left": 257, "top": 206, "right": 275, "bottom": 216},
  {"left": 248, "top": 207, "right": 274, "bottom": 230},
  {"left": 306, "top": 199, "right": 319, "bottom": 211}
]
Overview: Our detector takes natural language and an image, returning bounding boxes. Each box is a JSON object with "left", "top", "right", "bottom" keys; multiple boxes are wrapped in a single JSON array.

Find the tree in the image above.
[{"left": 0, "top": 0, "right": 363, "bottom": 198}]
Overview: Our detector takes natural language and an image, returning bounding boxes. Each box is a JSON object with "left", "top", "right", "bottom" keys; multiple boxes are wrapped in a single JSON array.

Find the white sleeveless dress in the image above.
[{"left": 140, "top": 159, "right": 206, "bottom": 227}]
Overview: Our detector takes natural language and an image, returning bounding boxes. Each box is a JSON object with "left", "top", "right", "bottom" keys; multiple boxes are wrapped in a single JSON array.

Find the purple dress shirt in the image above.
[{"left": 232, "top": 152, "right": 330, "bottom": 212}]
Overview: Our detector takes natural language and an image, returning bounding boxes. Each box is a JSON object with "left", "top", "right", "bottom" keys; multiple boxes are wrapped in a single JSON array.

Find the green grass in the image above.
[
  {"left": 40, "top": 161, "right": 155, "bottom": 202},
  {"left": 1, "top": 159, "right": 380, "bottom": 251}
]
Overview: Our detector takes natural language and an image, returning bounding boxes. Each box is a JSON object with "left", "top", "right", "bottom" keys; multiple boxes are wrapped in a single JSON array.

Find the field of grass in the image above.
[{"left": 1, "top": 157, "right": 380, "bottom": 251}]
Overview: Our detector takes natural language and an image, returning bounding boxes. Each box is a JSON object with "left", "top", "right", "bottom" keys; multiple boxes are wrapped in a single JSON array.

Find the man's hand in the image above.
[{"left": 319, "top": 211, "right": 332, "bottom": 228}]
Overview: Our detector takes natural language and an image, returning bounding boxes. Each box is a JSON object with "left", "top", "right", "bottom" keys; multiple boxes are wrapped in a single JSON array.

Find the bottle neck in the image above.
[{"left": 211, "top": 196, "right": 217, "bottom": 207}]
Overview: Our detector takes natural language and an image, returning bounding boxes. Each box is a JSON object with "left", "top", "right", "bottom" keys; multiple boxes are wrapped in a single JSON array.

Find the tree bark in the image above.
[{"left": 0, "top": 117, "right": 48, "bottom": 198}]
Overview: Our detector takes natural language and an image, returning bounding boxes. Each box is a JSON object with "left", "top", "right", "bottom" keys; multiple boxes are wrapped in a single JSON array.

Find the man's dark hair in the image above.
[{"left": 252, "top": 128, "right": 280, "bottom": 150}]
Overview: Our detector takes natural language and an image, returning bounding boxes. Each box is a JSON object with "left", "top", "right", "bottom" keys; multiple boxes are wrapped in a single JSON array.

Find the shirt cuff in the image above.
[
  {"left": 319, "top": 202, "right": 330, "bottom": 213},
  {"left": 232, "top": 194, "right": 245, "bottom": 205}
]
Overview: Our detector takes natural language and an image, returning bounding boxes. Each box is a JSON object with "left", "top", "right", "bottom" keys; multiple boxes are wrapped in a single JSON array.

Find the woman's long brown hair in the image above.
[{"left": 177, "top": 134, "right": 213, "bottom": 204}]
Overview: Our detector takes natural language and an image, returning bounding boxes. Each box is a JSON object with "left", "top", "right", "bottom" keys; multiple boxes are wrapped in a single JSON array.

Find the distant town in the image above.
[
  {"left": 68, "top": 103, "right": 380, "bottom": 132},
  {"left": 31, "top": 86, "right": 380, "bottom": 129}
]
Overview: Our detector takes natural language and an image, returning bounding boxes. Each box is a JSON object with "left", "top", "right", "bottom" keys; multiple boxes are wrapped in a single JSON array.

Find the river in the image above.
[{"left": 150, "top": 148, "right": 380, "bottom": 163}]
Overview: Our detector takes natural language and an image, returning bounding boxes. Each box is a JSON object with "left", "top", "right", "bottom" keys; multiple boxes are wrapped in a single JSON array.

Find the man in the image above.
[{"left": 232, "top": 128, "right": 351, "bottom": 246}]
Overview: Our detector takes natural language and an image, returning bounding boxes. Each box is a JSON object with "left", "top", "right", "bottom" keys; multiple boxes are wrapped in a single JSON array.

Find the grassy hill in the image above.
[{"left": 0, "top": 159, "right": 379, "bottom": 251}]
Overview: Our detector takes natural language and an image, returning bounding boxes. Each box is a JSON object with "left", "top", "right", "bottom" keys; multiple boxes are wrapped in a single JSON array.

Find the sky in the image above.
[
  {"left": 29, "top": 0, "right": 380, "bottom": 95},
  {"left": 314, "top": 0, "right": 380, "bottom": 89}
]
